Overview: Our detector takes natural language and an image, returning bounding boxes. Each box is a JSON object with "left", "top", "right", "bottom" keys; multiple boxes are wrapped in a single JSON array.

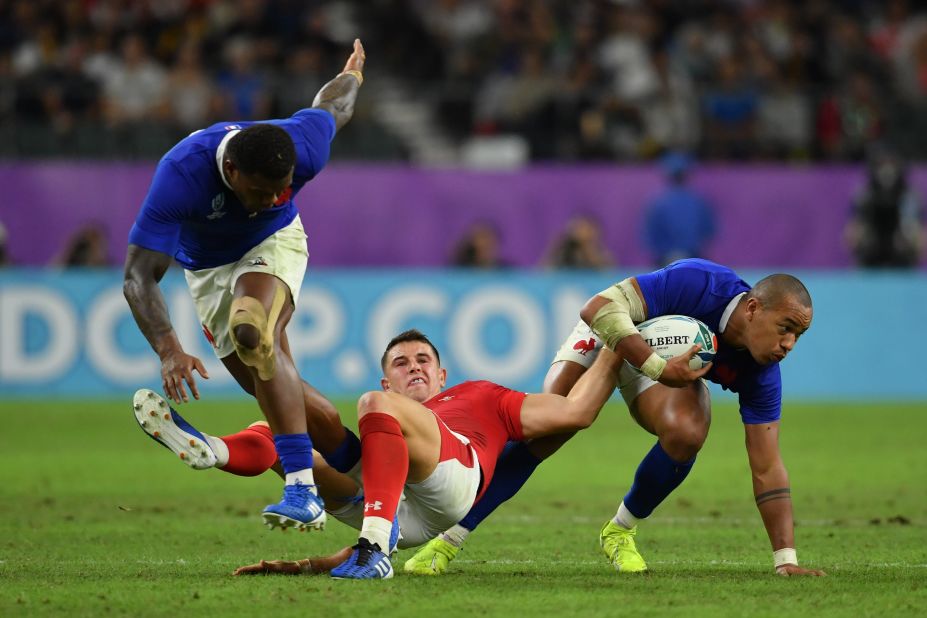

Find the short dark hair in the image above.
[
  {"left": 226, "top": 124, "right": 295, "bottom": 179},
  {"left": 380, "top": 329, "right": 441, "bottom": 371},
  {"left": 748, "top": 274, "right": 812, "bottom": 310}
]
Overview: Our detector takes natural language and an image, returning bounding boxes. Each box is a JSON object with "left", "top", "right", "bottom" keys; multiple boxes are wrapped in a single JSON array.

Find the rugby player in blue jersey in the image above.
[
  {"left": 123, "top": 40, "right": 367, "bottom": 533},
  {"left": 406, "top": 259, "right": 826, "bottom": 577}
]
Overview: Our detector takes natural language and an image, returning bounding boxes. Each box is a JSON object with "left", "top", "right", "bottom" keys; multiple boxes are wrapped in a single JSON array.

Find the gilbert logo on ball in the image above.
[{"left": 637, "top": 315, "right": 717, "bottom": 370}]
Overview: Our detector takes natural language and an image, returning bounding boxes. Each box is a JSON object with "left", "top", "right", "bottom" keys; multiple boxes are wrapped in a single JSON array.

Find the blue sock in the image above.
[
  {"left": 273, "top": 433, "right": 313, "bottom": 474},
  {"left": 459, "top": 441, "right": 542, "bottom": 531},
  {"left": 322, "top": 427, "right": 361, "bottom": 473},
  {"left": 623, "top": 441, "right": 695, "bottom": 519}
]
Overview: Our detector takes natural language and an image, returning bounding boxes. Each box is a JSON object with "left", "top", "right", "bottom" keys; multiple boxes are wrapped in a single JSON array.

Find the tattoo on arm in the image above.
[
  {"left": 312, "top": 74, "right": 359, "bottom": 131},
  {"left": 755, "top": 488, "right": 791, "bottom": 505}
]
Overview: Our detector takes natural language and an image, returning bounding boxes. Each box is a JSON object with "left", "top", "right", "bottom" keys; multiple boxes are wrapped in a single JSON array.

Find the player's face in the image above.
[
  {"left": 743, "top": 295, "right": 812, "bottom": 365},
  {"left": 227, "top": 166, "right": 294, "bottom": 213},
  {"left": 380, "top": 341, "right": 446, "bottom": 403}
]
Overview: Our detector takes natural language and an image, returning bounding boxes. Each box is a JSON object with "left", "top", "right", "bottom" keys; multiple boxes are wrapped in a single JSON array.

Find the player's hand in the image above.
[
  {"left": 233, "top": 559, "right": 311, "bottom": 576},
  {"left": 342, "top": 38, "right": 366, "bottom": 74},
  {"left": 160, "top": 349, "right": 209, "bottom": 404},
  {"left": 233, "top": 547, "right": 353, "bottom": 576},
  {"left": 657, "top": 344, "right": 712, "bottom": 388},
  {"left": 776, "top": 564, "right": 827, "bottom": 577}
]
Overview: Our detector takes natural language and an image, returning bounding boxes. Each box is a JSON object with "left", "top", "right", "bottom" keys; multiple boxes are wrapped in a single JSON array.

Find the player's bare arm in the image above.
[
  {"left": 580, "top": 278, "right": 710, "bottom": 388},
  {"left": 519, "top": 349, "right": 622, "bottom": 439},
  {"left": 123, "top": 244, "right": 209, "bottom": 404},
  {"left": 312, "top": 38, "right": 365, "bottom": 131},
  {"left": 744, "top": 421, "right": 826, "bottom": 577}
]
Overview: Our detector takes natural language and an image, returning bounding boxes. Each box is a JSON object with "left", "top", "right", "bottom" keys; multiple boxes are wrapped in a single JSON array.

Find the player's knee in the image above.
[
  {"left": 232, "top": 323, "right": 261, "bottom": 350},
  {"left": 357, "top": 391, "right": 397, "bottom": 417},
  {"left": 662, "top": 422, "right": 708, "bottom": 460}
]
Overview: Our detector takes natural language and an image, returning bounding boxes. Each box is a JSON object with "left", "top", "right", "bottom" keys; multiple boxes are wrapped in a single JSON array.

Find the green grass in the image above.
[{"left": 0, "top": 397, "right": 925, "bottom": 617}]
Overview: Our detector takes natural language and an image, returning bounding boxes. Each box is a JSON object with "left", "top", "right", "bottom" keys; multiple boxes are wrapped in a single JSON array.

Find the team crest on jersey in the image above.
[{"left": 207, "top": 193, "right": 226, "bottom": 220}]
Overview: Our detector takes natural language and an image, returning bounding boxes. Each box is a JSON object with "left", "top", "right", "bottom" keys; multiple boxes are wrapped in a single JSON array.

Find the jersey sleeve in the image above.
[
  {"left": 635, "top": 261, "right": 714, "bottom": 318},
  {"left": 128, "top": 159, "right": 195, "bottom": 256},
  {"left": 283, "top": 108, "right": 337, "bottom": 179},
  {"left": 738, "top": 363, "right": 782, "bottom": 424},
  {"left": 483, "top": 382, "right": 528, "bottom": 442}
]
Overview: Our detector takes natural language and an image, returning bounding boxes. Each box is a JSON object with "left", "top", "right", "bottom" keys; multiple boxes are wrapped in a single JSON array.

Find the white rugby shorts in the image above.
[
  {"left": 396, "top": 424, "right": 481, "bottom": 549},
  {"left": 184, "top": 215, "right": 308, "bottom": 359}
]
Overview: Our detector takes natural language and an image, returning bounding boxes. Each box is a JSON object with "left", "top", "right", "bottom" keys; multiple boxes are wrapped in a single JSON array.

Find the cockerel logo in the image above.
[{"left": 573, "top": 337, "right": 597, "bottom": 356}]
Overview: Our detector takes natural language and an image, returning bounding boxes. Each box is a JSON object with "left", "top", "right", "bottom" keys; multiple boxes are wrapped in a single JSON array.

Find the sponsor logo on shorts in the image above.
[
  {"left": 247, "top": 257, "right": 268, "bottom": 267},
  {"left": 573, "top": 337, "right": 597, "bottom": 355}
]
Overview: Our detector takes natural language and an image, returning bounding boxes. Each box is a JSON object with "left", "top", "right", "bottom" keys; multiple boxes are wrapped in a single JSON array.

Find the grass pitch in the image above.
[{"left": 0, "top": 396, "right": 924, "bottom": 617}]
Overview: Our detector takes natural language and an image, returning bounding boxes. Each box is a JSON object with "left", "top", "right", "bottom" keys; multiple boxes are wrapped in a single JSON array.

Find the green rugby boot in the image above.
[
  {"left": 599, "top": 521, "right": 648, "bottom": 573},
  {"left": 403, "top": 537, "right": 461, "bottom": 575}
]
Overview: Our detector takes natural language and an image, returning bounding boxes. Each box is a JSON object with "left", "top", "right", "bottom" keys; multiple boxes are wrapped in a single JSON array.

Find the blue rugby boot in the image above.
[
  {"left": 262, "top": 482, "right": 327, "bottom": 531},
  {"left": 388, "top": 515, "right": 401, "bottom": 556},
  {"left": 132, "top": 388, "right": 217, "bottom": 470},
  {"left": 330, "top": 537, "right": 393, "bottom": 580}
]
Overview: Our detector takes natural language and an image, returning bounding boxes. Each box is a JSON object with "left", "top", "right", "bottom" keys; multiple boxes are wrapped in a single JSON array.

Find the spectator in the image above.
[
  {"left": 101, "top": 34, "right": 166, "bottom": 126},
  {"left": 0, "top": 221, "right": 11, "bottom": 266},
  {"left": 845, "top": 147, "right": 923, "bottom": 268},
  {"left": 163, "top": 41, "right": 219, "bottom": 132},
  {"left": 642, "top": 152, "right": 717, "bottom": 268},
  {"left": 544, "top": 214, "right": 614, "bottom": 270},
  {"left": 450, "top": 222, "right": 506, "bottom": 268},
  {"left": 55, "top": 224, "right": 110, "bottom": 267}
]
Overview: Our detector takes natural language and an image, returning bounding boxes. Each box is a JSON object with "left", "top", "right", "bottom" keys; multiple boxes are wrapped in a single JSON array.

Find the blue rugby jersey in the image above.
[
  {"left": 635, "top": 258, "right": 782, "bottom": 424},
  {"left": 128, "top": 108, "right": 336, "bottom": 270}
]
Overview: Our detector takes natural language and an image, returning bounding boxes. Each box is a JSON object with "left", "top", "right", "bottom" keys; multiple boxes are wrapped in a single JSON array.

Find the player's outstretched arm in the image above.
[
  {"left": 519, "top": 349, "right": 622, "bottom": 439},
  {"left": 233, "top": 547, "right": 353, "bottom": 576},
  {"left": 312, "top": 38, "right": 365, "bottom": 131},
  {"left": 744, "top": 421, "right": 826, "bottom": 577},
  {"left": 123, "top": 244, "right": 209, "bottom": 404}
]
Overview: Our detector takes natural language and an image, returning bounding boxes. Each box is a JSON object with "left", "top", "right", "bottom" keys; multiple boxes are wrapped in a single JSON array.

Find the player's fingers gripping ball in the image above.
[{"left": 636, "top": 315, "right": 717, "bottom": 370}]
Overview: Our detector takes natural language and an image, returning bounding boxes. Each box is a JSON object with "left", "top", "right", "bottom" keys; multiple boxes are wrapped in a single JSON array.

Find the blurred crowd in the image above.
[{"left": 3, "top": 0, "right": 927, "bottom": 161}]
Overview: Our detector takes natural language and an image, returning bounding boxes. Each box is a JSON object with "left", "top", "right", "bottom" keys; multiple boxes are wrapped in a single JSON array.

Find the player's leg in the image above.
[
  {"left": 229, "top": 271, "right": 326, "bottom": 530},
  {"left": 221, "top": 334, "right": 361, "bottom": 476},
  {"left": 405, "top": 320, "right": 601, "bottom": 575},
  {"left": 600, "top": 376, "right": 711, "bottom": 573},
  {"left": 331, "top": 390, "right": 443, "bottom": 580}
]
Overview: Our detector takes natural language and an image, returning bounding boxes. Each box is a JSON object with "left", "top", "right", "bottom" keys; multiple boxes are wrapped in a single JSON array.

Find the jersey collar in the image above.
[
  {"left": 719, "top": 292, "right": 746, "bottom": 334},
  {"left": 215, "top": 129, "right": 240, "bottom": 191}
]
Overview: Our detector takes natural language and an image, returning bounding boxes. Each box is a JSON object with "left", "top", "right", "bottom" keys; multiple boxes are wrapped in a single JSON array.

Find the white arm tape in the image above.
[
  {"left": 589, "top": 279, "right": 647, "bottom": 350},
  {"left": 773, "top": 548, "right": 798, "bottom": 568}
]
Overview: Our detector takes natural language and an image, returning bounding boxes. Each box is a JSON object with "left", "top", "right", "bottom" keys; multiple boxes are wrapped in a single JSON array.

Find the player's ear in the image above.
[
  {"left": 380, "top": 377, "right": 391, "bottom": 392},
  {"left": 223, "top": 159, "right": 238, "bottom": 181},
  {"left": 437, "top": 367, "right": 447, "bottom": 388},
  {"left": 745, "top": 297, "right": 759, "bottom": 321}
]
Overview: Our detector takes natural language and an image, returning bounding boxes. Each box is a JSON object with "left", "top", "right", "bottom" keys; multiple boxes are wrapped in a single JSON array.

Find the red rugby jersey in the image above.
[{"left": 423, "top": 380, "right": 526, "bottom": 501}]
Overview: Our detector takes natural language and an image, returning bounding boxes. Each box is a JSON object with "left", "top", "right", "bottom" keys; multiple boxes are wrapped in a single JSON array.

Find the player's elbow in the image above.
[{"left": 579, "top": 296, "right": 604, "bottom": 327}]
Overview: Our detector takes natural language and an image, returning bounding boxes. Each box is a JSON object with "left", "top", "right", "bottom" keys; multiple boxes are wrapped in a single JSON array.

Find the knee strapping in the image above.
[{"left": 228, "top": 283, "right": 286, "bottom": 381}]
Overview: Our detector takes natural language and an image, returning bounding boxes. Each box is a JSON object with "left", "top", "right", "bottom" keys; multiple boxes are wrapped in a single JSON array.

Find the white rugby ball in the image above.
[{"left": 636, "top": 315, "right": 717, "bottom": 370}]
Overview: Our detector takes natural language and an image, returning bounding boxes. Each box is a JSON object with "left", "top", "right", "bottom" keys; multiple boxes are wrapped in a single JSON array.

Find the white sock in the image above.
[
  {"left": 285, "top": 468, "right": 316, "bottom": 487},
  {"left": 203, "top": 434, "right": 229, "bottom": 468},
  {"left": 612, "top": 501, "right": 640, "bottom": 529},
  {"left": 361, "top": 515, "right": 393, "bottom": 552},
  {"left": 441, "top": 524, "right": 471, "bottom": 548}
]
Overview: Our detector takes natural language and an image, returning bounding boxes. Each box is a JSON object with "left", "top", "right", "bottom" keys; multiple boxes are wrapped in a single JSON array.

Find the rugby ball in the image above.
[{"left": 636, "top": 315, "right": 717, "bottom": 370}]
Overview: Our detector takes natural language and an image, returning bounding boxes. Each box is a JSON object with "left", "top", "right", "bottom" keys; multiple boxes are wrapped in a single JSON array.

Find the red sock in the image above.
[
  {"left": 358, "top": 412, "right": 408, "bottom": 522},
  {"left": 219, "top": 423, "right": 278, "bottom": 476}
]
